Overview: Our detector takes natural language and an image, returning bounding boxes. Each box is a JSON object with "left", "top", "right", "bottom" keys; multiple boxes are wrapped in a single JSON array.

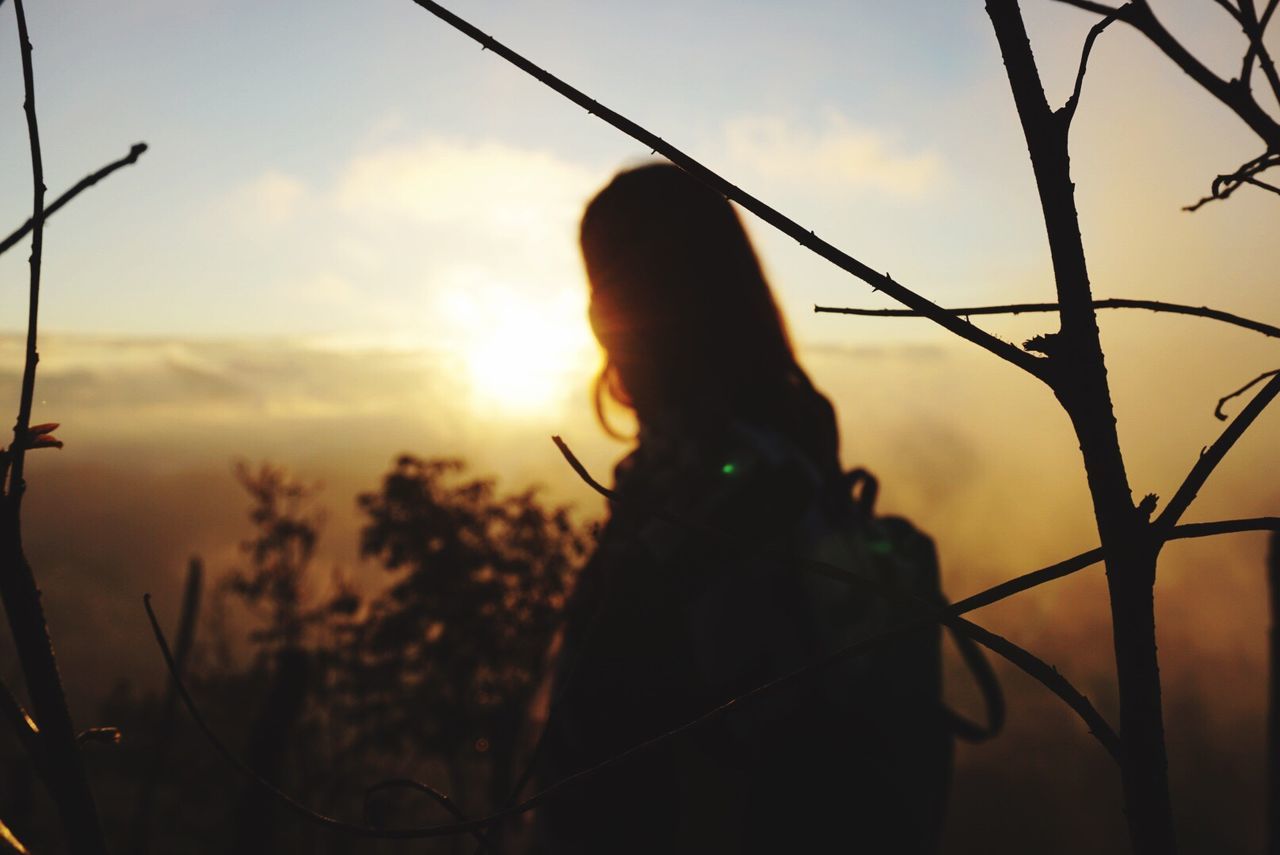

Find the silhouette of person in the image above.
[{"left": 528, "top": 164, "right": 950, "bottom": 854}]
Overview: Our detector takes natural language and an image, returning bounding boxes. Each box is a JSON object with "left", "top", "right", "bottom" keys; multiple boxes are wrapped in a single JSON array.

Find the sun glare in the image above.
[{"left": 442, "top": 284, "right": 594, "bottom": 415}]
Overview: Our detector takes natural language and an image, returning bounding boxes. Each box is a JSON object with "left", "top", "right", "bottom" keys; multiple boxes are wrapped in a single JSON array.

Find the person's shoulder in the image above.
[{"left": 606, "top": 421, "right": 829, "bottom": 560}]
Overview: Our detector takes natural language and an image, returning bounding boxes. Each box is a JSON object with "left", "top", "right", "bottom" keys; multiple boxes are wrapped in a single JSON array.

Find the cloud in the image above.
[
  {"left": 722, "top": 113, "right": 944, "bottom": 196},
  {"left": 332, "top": 137, "right": 602, "bottom": 244},
  {"left": 225, "top": 134, "right": 603, "bottom": 250},
  {"left": 230, "top": 170, "right": 309, "bottom": 228},
  {"left": 213, "top": 133, "right": 606, "bottom": 340}
]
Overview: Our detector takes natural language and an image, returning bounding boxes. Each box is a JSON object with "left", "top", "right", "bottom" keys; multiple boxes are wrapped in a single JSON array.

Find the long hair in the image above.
[{"left": 580, "top": 163, "right": 839, "bottom": 472}]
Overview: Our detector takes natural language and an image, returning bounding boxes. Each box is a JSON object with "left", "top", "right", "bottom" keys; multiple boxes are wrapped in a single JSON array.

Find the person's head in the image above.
[{"left": 580, "top": 163, "right": 838, "bottom": 468}]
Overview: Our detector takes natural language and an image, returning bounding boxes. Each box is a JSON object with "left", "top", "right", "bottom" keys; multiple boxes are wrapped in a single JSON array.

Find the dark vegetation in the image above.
[
  {"left": 0, "top": 0, "right": 1278, "bottom": 852},
  {"left": 2, "top": 457, "right": 589, "bottom": 853}
]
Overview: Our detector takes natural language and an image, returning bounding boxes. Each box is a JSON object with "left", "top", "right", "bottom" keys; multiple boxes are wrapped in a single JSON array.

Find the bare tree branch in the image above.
[
  {"left": 816, "top": 297, "right": 1280, "bottom": 339},
  {"left": 950, "top": 515, "right": 1280, "bottom": 615},
  {"left": 1216, "top": 368, "right": 1280, "bottom": 419},
  {"left": 130, "top": 556, "right": 202, "bottom": 855},
  {"left": 403, "top": 0, "right": 1046, "bottom": 376},
  {"left": 1055, "top": 0, "right": 1280, "bottom": 148},
  {"left": 1, "top": 4, "right": 109, "bottom": 852},
  {"left": 0, "top": 677, "right": 41, "bottom": 766},
  {"left": 1061, "top": 3, "right": 1130, "bottom": 126},
  {"left": 0, "top": 143, "right": 148, "bottom": 259},
  {"left": 1056, "top": 0, "right": 1123, "bottom": 14},
  {"left": 8, "top": 0, "right": 47, "bottom": 497},
  {"left": 1240, "top": 0, "right": 1280, "bottom": 106},
  {"left": 1183, "top": 150, "right": 1280, "bottom": 211},
  {"left": 363, "top": 779, "right": 493, "bottom": 852},
  {"left": 1169, "top": 517, "right": 1280, "bottom": 538},
  {"left": 0, "top": 817, "right": 31, "bottom": 855},
  {"left": 1156, "top": 369, "right": 1280, "bottom": 532},
  {"left": 1211, "top": 0, "right": 1246, "bottom": 25}
]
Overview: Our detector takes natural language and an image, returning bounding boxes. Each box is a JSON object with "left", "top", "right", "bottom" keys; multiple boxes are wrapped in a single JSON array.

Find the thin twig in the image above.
[
  {"left": 551, "top": 435, "right": 1115, "bottom": 756},
  {"left": 363, "top": 779, "right": 493, "bottom": 852},
  {"left": 0, "top": 817, "right": 30, "bottom": 855},
  {"left": 130, "top": 557, "right": 202, "bottom": 855},
  {"left": 1216, "top": 368, "right": 1280, "bottom": 419},
  {"left": 8, "top": 0, "right": 46, "bottom": 497},
  {"left": 1156, "top": 369, "right": 1280, "bottom": 531},
  {"left": 1184, "top": 151, "right": 1280, "bottom": 211},
  {"left": 1054, "top": 0, "right": 1280, "bottom": 148},
  {"left": 815, "top": 297, "right": 1280, "bottom": 339},
  {"left": 1061, "top": 3, "right": 1130, "bottom": 125},
  {"left": 1211, "top": 0, "right": 1245, "bottom": 24},
  {"left": 0, "top": 677, "right": 41, "bottom": 765},
  {"left": 404, "top": 0, "right": 1045, "bottom": 377},
  {"left": 0, "top": 143, "right": 148, "bottom": 258},
  {"left": 1056, "top": 0, "right": 1122, "bottom": 13},
  {"left": 1240, "top": 0, "right": 1280, "bottom": 108}
]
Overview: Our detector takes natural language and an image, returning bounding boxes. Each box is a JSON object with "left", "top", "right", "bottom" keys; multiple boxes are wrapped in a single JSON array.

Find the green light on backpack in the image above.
[
  {"left": 867, "top": 538, "right": 893, "bottom": 555},
  {"left": 721, "top": 462, "right": 737, "bottom": 475}
]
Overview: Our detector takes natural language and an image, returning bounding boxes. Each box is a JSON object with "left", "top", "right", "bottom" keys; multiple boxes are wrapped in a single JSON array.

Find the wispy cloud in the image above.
[
  {"left": 231, "top": 170, "right": 309, "bottom": 229},
  {"left": 722, "top": 113, "right": 944, "bottom": 197},
  {"left": 214, "top": 132, "right": 607, "bottom": 339},
  {"left": 332, "top": 137, "right": 602, "bottom": 245}
]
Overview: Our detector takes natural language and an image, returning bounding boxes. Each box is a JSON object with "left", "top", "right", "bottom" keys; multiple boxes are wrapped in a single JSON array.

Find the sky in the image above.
[{"left": 0, "top": 2, "right": 1279, "bottom": 845}]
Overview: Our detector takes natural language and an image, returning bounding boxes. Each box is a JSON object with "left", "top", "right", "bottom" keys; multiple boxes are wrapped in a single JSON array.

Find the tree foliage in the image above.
[{"left": 332, "top": 456, "right": 591, "bottom": 770}]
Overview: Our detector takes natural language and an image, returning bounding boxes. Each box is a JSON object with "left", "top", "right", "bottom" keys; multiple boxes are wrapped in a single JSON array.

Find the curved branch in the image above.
[
  {"left": 363, "top": 779, "right": 492, "bottom": 852},
  {"left": 404, "top": 0, "right": 1045, "bottom": 377},
  {"left": 0, "top": 677, "right": 40, "bottom": 764},
  {"left": 1212, "top": 0, "right": 1245, "bottom": 25},
  {"left": 1240, "top": 0, "right": 1280, "bottom": 107},
  {"left": 1183, "top": 150, "right": 1280, "bottom": 211},
  {"left": 1217, "top": 369, "right": 1280, "bottom": 419},
  {"left": 1156, "top": 369, "right": 1280, "bottom": 532},
  {"left": 0, "top": 143, "right": 148, "bottom": 258},
  {"left": 0, "top": 817, "right": 31, "bottom": 855},
  {"left": 1055, "top": 0, "right": 1280, "bottom": 148},
  {"left": 1062, "top": 4, "right": 1129, "bottom": 125},
  {"left": 815, "top": 297, "right": 1280, "bottom": 339}
]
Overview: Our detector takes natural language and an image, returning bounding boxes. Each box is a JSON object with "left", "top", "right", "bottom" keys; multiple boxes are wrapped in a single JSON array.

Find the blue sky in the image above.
[{"left": 0, "top": 0, "right": 1202, "bottom": 341}]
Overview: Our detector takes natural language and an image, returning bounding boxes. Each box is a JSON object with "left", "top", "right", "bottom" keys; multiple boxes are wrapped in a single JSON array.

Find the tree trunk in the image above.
[
  {"left": 0, "top": 495, "right": 107, "bottom": 854},
  {"left": 986, "top": 2, "right": 1177, "bottom": 851}
]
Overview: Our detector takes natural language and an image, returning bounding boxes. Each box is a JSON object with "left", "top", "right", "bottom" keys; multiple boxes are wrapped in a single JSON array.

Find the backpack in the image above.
[
  {"left": 667, "top": 432, "right": 1006, "bottom": 850},
  {"left": 803, "top": 466, "right": 1005, "bottom": 745},
  {"left": 535, "top": 427, "right": 1003, "bottom": 853}
]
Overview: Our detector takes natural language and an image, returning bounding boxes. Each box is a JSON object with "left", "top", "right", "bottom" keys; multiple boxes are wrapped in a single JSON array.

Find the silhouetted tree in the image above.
[
  {"left": 221, "top": 462, "right": 356, "bottom": 853},
  {"left": 334, "top": 456, "right": 590, "bottom": 813}
]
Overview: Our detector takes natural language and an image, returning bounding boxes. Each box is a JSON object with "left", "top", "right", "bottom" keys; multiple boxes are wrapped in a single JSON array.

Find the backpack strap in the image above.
[
  {"left": 840, "top": 467, "right": 1005, "bottom": 743},
  {"left": 840, "top": 467, "right": 878, "bottom": 521},
  {"left": 942, "top": 619, "right": 1005, "bottom": 742}
]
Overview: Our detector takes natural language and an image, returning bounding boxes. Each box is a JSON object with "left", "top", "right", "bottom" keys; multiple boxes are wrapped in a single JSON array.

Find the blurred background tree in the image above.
[{"left": 334, "top": 456, "right": 591, "bottom": 816}]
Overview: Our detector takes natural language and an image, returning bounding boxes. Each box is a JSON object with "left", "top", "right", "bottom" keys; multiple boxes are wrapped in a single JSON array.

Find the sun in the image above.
[{"left": 441, "top": 283, "right": 595, "bottom": 415}]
